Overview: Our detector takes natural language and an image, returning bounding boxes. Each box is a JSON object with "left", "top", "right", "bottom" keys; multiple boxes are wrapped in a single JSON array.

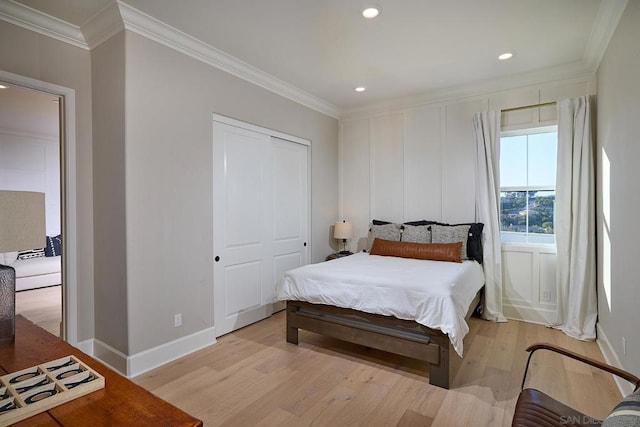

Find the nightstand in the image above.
[{"left": 325, "top": 251, "right": 353, "bottom": 261}]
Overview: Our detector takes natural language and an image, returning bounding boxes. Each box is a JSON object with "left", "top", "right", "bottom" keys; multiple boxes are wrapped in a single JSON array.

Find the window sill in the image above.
[{"left": 501, "top": 242, "right": 557, "bottom": 253}]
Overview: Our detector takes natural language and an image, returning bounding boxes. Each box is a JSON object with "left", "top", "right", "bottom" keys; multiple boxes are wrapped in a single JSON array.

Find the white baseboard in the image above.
[
  {"left": 75, "top": 338, "right": 94, "bottom": 355},
  {"left": 596, "top": 324, "right": 634, "bottom": 397},
  {"left": 503, "top": 304, "right": 556, "bottom": 325},
  {"left": 92, "top": 338, "right": 129, "bottom": 375},
  {"left": 127, "top": 326, "right": 217, "bottom": 378},
  {"left": 84, "top": 326, "right": 217, "bottom": 378}
]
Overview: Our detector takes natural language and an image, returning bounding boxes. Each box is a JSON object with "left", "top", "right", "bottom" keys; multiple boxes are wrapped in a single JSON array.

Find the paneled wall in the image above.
[
  {"left": 502, "top": 244, "right": 558, "bottom": 324},
  {"left": 0, "top": 130, "right": 61, "bottom": 236},
  {"left": 339, "top": 76, "right": 595, "bottom": 323}
]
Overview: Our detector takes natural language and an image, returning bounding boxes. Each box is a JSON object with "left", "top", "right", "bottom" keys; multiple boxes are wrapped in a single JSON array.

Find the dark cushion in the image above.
[
  {"left": 44, "top": 235, "right": 62, "bottom": 257},
  {"left": 403, "top": 220, "right": 439, "bottom": 226},
  {"left": 370, "top": 238, "right": 462, "bottom": 263},
  {"left": 450, "top": 222, "right": 484, "bottom": 264}
]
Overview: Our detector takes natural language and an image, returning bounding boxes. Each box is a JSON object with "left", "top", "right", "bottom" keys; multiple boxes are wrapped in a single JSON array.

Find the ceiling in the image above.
[{"left": 8, "top": 0, "right": 615, "bottom": 113}]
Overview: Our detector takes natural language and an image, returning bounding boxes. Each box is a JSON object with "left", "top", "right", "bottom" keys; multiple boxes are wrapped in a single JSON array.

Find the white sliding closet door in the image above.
[
  {"left": 213, "top": 121, "right": 308, "bottom": 337},
  {"left": 272, "top": 137, "right": 308, "bottom": 312}
]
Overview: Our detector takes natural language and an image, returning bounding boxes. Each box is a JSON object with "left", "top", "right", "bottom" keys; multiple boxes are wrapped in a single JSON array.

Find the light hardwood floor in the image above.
[
  {"left": 134, "top": 312, "right": 622, "bottom": 427},
  {"left": 15, "top": 285, "right": 62, "bottom": 337}
]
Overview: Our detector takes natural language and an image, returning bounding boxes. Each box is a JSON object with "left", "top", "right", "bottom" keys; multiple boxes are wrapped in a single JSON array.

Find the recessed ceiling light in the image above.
[
  {"left": 0, "top": 85, "right": 7, "bottom": 89},
  {"left": 498, "top": 52, "right": 514, "bottom": 60},
  {"left": 362, "top": 6, "right": 381, "bottom": 19},
  {"left": 355, "top": 86, "right": 366, "bottom": 92}
]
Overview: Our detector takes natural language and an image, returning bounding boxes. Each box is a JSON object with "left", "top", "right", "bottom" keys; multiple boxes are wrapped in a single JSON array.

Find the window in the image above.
[{"left": 500, "top": 127, "right": 557, "bottom": 244}]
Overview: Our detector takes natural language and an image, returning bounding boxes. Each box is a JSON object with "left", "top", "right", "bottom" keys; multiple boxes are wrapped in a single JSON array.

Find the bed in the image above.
[{"left": 276, "top": 250, "right": 485, "bottom": 389}]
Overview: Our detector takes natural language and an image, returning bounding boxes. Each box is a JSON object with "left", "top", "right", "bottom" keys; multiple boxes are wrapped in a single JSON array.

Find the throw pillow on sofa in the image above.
[{"left": 45, "top": 235, "right": 62, "bottom": 257}]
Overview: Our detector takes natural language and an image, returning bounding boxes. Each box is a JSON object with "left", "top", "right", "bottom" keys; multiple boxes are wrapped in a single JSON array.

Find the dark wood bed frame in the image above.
[{"left": 285, "top": 290, "right": 481, "bottom": 389}]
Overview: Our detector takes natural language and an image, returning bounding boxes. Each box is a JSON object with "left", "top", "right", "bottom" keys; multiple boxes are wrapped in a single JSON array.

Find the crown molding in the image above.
[
  {"left": 1, "top": 0, "right": 626, "bottom": 121},
  {"left": 341, "top": 61, "right": 595, "bottom": 120},
  {"left": 116, "top": 2, "right": 341, "bottom": 119},
  {"left": 0, "top": 0, "right": 87, "bottom": 49},
  {"left": 583, "top": 0, "right": 628, "bottom": 71},
  {"left": 81, "top": 1, "right": 123, "bottom": 50},
  {"left": 0, "top": 0, "right": 340, "bottom": 119}
]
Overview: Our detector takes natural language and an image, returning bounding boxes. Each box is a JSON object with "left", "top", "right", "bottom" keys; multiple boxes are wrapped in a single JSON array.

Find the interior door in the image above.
[
  {"left": 271, "top": 137, "right": 309, "bottom": 312},
  {"left": 213, "top": 122, "right": 274, "bottom": 337}
]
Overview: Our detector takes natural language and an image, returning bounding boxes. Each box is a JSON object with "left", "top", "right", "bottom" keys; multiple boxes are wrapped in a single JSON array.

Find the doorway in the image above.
[
  {"left": 0, "top": 69, "right": 79, "bottom": 345},
  {"left": 0, "top": 82, "right": 62, "bottom": 336}
]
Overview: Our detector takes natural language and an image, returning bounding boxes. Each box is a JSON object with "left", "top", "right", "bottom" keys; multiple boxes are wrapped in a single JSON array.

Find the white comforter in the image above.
[{"left": 276, "top": 252, "right": 485, "bottom": 356}]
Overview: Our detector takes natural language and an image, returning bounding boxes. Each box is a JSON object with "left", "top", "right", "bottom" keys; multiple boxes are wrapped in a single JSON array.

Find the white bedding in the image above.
[{"left": 276, "top": 252, "right": 485, "bottom": 356}]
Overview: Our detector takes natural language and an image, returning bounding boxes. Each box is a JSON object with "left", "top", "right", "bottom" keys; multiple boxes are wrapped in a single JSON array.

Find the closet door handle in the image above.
[{"left": 215, "top": 256, "right": 220, "bottom": 262}]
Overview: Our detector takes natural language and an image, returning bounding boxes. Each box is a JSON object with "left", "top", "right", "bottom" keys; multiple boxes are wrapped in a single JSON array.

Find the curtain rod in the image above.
[{"left": 501, "top": 101, "right": 556, "bottom": 113}]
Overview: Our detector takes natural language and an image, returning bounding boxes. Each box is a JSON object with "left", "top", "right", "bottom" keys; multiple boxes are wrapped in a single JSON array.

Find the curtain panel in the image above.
[
  {"left": 552, "top": 96, "right": 597, "bottom": 339},
  {"left": 473, "top": 111, "right": 507, "bottom": 322}
]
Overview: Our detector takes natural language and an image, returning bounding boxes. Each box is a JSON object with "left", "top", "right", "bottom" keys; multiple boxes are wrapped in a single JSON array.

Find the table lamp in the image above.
[
  {"left": 334, "top": 220, "right": 353, "bottom": 255},
  {"left": 0, "top": 190, "right": 46, "bottom": 344}
]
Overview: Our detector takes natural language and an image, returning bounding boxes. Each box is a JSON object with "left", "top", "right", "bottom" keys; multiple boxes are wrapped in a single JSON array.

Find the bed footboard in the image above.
[{"left": 285, "top": 300, "right": 452, "bottom": 389}]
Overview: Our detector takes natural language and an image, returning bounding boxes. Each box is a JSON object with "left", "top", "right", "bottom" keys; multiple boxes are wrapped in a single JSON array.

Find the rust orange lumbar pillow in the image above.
[{"left": 369, "top": 238, "right": 463, "bottom": 263}]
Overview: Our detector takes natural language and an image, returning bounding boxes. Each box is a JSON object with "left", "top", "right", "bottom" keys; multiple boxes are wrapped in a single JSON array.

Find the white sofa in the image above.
[{"left": 0, "top": 253, "right": 61, "bottom": 291}]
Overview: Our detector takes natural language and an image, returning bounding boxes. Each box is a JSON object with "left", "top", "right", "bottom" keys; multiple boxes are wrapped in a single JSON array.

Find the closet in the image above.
[{"left": 212, "top": 117, "right": 309, "bottom": 336}]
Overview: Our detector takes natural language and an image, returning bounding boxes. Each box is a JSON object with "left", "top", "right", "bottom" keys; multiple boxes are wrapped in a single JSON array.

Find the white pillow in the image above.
[{"left": 0, "top": 251, "right": 19, "bottom": 265}]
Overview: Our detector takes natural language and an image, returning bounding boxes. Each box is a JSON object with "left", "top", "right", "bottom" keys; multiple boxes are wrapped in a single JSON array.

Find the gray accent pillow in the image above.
[
  {"left": 401, "top": 225, "right": 432, "bottom": 243},
  {"left": 367, "top": 223, "right": 401, "bottom": 251},
  {"left": 431, "top": 224, "right": 471, "bottom": 260}
]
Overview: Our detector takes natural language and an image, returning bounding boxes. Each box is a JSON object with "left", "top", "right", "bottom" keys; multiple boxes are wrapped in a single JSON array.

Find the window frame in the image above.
[{"left": 499, "top": 125, "right": 558, "bottom": 246}]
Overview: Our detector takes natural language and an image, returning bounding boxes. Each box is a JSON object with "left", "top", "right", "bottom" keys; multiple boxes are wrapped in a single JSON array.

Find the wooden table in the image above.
[{"left": 0, "top": 315, "right": 202, "bottom": 426}]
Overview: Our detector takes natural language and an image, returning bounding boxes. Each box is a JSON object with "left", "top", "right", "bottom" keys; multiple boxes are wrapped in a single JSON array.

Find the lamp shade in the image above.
[
  {"left": 0, "top": 191, "right": 46, "bottom": 252},
  {"left": 333, "top": 221, "right": 353, "bottom": 240}
]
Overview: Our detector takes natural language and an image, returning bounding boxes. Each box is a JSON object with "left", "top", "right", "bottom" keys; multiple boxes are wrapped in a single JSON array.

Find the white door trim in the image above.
[
  {"left": 0, "top": 69, "right": 79, "bottom": 345},
  {"left": 212, "top": 113, "right": 310, "bottom": 147}
]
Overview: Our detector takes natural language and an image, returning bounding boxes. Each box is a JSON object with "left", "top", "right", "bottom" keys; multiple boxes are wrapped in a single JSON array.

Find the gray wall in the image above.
[
  {"left": 596, "top": 0, "right": 640, "bottom": 376},
  {"left": 121, "top": 32, "right": 339, "bottom": 354},
  {"left": 0, "top": 21, "right": 95, "bottom": 341},
  {"left": 92, "top": 32, "right": 129, "bottom": 354}
]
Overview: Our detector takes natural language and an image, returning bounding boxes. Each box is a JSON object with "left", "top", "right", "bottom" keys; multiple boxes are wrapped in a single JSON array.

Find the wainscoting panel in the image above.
[
  {"left": 503, "top": 250, "right": 533, "bottom": 304},
  {"left": 442, "top": 99, "right": 483, "bottom": 224},
  {"left": 340, "top": 119, "right": 370, "bottom": 251},
  {"left": 502, "top": 244, "right": 557, "bottom": 324},
  {"left": 404, "top": 105, "right": 442, "bottom": 222},
  {"left": 371, "top": 112, "right": 404, "bottom": 222}
]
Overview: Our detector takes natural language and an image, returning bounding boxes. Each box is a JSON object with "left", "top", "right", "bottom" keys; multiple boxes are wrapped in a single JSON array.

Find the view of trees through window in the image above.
[{"left": 500, "top": 129, "right": 557, "bottom": 244}]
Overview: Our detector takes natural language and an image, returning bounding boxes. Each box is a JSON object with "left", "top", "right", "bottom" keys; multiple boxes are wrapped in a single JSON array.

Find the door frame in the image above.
[{"left": 0, "top": 69, "right": 79, "bottom": 345}]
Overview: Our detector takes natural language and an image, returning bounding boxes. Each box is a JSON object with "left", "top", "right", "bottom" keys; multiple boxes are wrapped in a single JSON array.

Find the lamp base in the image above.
[
  {"left": 0, "top": 264, "right": 16, "bottom": 344},
  {"left": 338, "top": 250, "right": 353, "bottom": 255}
]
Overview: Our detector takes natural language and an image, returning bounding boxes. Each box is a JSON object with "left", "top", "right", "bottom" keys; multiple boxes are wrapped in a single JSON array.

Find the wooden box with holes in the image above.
[{"left": 0, "top": 355, "right": 105, "bottom": 425}]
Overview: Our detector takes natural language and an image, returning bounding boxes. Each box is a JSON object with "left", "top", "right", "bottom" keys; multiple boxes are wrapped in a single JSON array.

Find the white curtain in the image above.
[
  {"left": 552, "top": 96, "right": 597, "bottom": 339},
  {"left": 474, "top": 111, "right": 507, "bottom": 322}
]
